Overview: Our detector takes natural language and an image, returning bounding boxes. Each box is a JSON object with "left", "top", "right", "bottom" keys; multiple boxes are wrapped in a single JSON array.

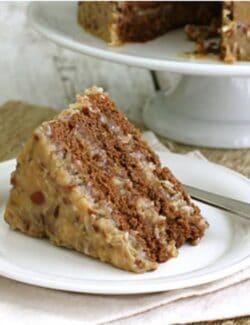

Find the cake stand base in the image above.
[{"left": 143, "top": 75, "right": 250, "bottom": 148}]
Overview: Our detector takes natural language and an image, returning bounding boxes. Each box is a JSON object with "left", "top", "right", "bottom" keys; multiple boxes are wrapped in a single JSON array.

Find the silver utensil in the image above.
[{"left": 184, "top": 184, "right": 250, "bottom": 221}]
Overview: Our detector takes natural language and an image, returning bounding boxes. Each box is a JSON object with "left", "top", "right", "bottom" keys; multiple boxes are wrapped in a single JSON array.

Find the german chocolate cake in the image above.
[
  {"left": 4, "top": 87, "right": 208, "bottom": 273},
  {"left": 78, "top": 1, "right": 250, "bottom": 62}
]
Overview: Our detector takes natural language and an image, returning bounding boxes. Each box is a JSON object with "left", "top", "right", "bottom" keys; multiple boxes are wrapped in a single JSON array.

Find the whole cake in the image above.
[
  {"left": 78, "top": 1, "right": 250, "bottom": 62},
  {"left": 4, "top": 87, "right": 208, "bottom": 273}
]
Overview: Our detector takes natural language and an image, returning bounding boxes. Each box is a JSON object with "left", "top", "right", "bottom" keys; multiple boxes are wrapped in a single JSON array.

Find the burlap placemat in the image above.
[
  {"left": 0, "top": 101, "right": 249, "bottom": 325},
  {"left": 0, "top": 101, "right": 56, "bottom": 162}
]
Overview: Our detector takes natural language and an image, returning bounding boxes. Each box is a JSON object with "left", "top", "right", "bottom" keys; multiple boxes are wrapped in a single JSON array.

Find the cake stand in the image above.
[{"left": 28, "top": 2, "right": 250, "bottom": 148}]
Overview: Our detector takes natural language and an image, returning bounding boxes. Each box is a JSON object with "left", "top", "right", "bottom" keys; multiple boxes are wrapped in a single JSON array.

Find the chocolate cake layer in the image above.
[
  {"left": 116, "top": 2, "right": 220, "bottom": 43},
  {"left": 4, "top": 87, "right": 208, "bottom": 272}
]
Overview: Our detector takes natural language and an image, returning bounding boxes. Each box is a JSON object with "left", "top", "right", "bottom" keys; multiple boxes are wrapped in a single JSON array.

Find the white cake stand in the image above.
[{"left": 28, "top": 2, "right": 250, "bottom": 148}]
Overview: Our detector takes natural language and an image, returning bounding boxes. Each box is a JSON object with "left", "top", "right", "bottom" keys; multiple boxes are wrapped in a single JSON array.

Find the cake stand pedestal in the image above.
[
  {"left": 28, "top": 1, "right": 250, "bottom": 148},
  {"left": 143, "top": 75, "right": 250, "bottom": 148}
]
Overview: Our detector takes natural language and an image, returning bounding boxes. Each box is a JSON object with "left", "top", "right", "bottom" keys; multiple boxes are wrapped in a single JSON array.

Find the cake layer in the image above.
[{"left": 4, "top": 87, "right": 208, "bottom": 272}]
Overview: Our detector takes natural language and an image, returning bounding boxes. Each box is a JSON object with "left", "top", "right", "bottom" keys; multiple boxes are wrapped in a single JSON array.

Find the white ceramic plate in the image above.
[
  {"left": 28, "top": 2, "right": 250, "bottom": 76},
  {"left": 0, "top": 152, "right": 250, "bottom": 295}
]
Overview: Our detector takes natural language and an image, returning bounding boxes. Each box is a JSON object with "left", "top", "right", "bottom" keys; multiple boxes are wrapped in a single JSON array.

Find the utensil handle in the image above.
[{"left": 184, "top": 185, "right": 250, "bottom": 221}]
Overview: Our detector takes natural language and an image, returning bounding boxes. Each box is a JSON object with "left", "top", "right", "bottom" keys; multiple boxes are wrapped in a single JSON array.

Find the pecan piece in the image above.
[
  {"left": 30, "top": 191, "right": 45, "bottom": 205},
  {"left": 53, "top": 205, "right": 60, "bottom": 218},
  {"left": 10, "top": 175, "right": 16, "bottom": 186},
  {"left": 63, "top": 197, "right": 70, "bottom": 205},
  {"left": 33, "top": 133, "right": 40, "bottom": 141}
]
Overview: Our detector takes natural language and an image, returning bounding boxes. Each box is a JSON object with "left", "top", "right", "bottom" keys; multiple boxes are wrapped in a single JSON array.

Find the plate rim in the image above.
[
  {"left": 28, "top": 2, "right": 250, "bottom": 77},
  {"left": 0, "top": 154, "right": 250, "bottom": 295}
]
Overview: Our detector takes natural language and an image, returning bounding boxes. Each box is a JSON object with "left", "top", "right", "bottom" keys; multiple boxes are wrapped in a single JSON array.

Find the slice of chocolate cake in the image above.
[{"left": 4, "top": 87, "right": 208, "bottom": 273}]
